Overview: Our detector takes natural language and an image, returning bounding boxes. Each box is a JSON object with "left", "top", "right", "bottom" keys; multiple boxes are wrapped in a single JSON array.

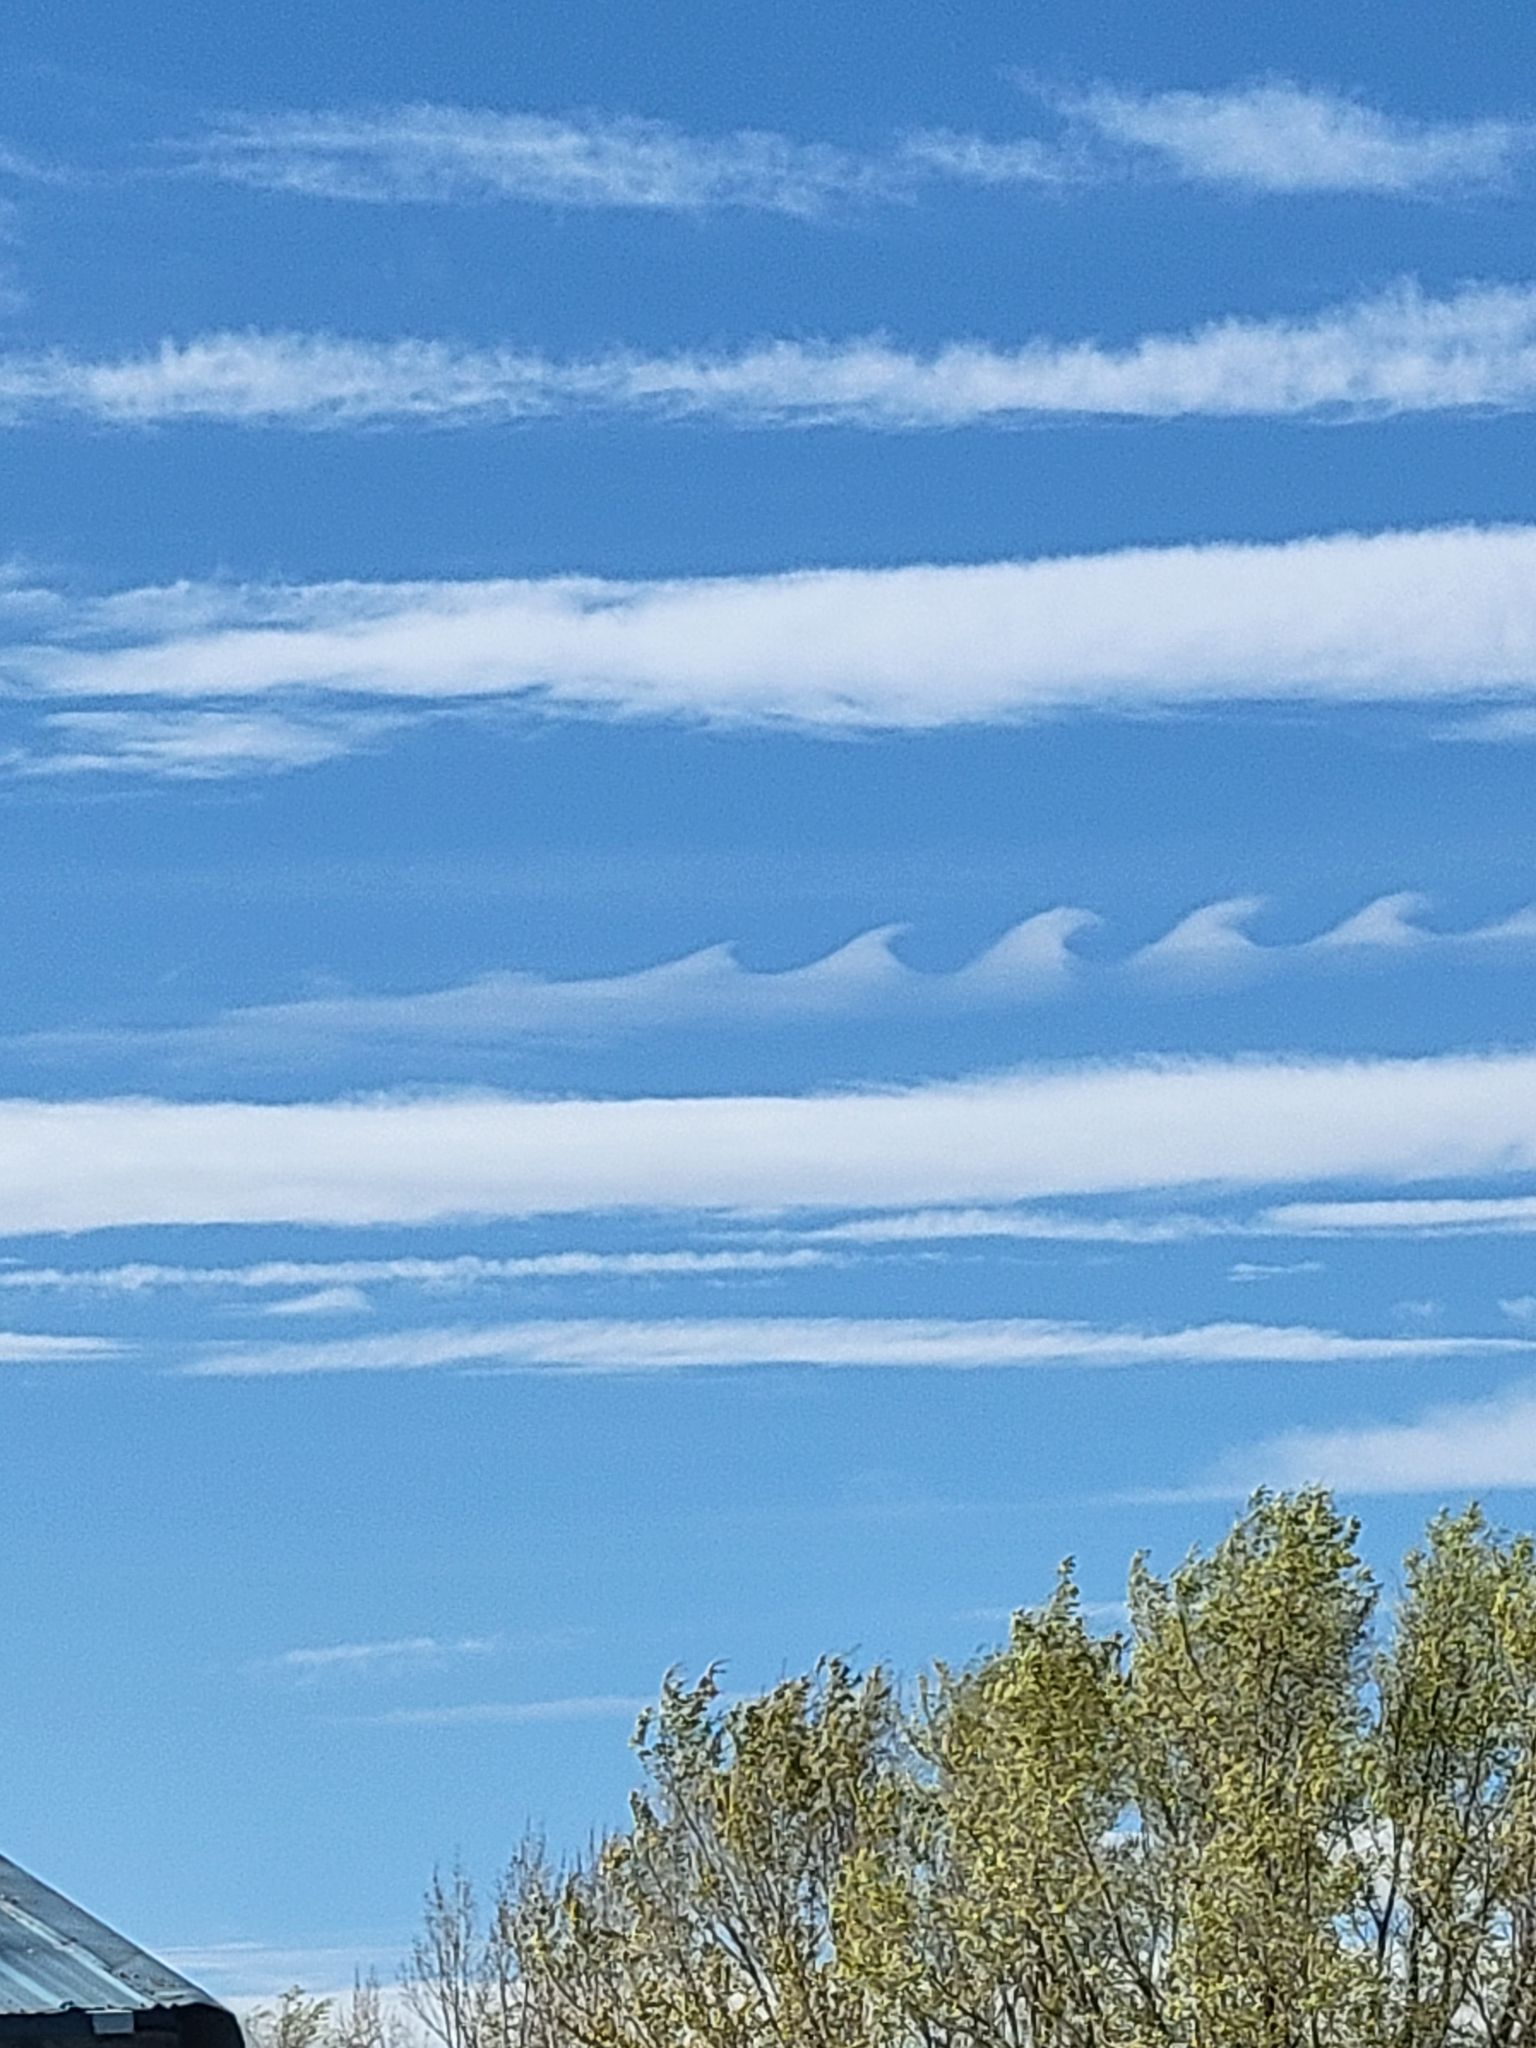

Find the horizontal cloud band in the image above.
[
  {"left": 187, "top": 1315, "right": 1534, "bottom": 1378},
  {"left": 7, "top": 1049, "right": 1536, "bottom": 1233},
  {"left": 187, "top": 85, "right": 1530, "bottom": 209},
  {"left": 4, "top": 284, "right": 1536, "bottom": 427},
  {"left": 13, "top": 526, "right": 1536, "bottom": 736}
]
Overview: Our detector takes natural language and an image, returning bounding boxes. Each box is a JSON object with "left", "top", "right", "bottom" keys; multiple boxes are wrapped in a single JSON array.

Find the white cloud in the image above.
[
  {"left": 261, "top": 1285, "right": 373, "bottom": 1317},
  {"left": 269, "top": 1634, "right": 498, "bottom": 1672},
  {"left": 13, "top": 527, "right": 1536, "bottom": 734},
  {"left": 897, "top": 129, "right": 1066, "bottom": 186},
  {"left": 0, "top": 1247, "right": 833, "bottom": 1292},
  {"left": 0, "top": 1330, "right": 118, "bottom": 1360},
  {"left": 363, "top": 1694, "right": 647, "bottom": 1727},
  {"left": 1267, "top": 1195, "right": 1536, "bottom": 1235},
  {"left": 1201, "top": 1380, "right": 1536, "bottom": 1496},
  {"left": 4, "top": 707, "right": 405, "bottom": 777},
  {"left": 187, "top": 1315, "right": 1533, "bottom": 1379},
  {"left": 189, "top": 106, "right": 888, "bottom": 215},
  {"left": 1444, "top": 707, "right": 1536, "bottom": 741},
  {"left": 183, "top": 88, "right": 1534, "bottom": 211},
  {"left": 121, "top": 914, "right": 1086, "bottom": 1049},
  {"left": 10, "top": 284, "right": 1536, "bottom": 428},
  {"left": 1063, "top": 81, "right": 1527, "bottom": 193},
  {"left": 21, "top": 893, "right": 1536, "bottom": 1054},
  {"left": 0, "top": 143, "right": 58, "bottom": 183},
  {"left": 804, "top": 1206, "right": 1230, "bottom": 1246},
  {"left": 1227, "top": 1260, "right": 1326, "bottom": 1282},
  {"left": 9, "top": 1052, "right": 1536, "bottom": 1234},
  {"left": 159, "top": 1943, "right": 410, "bottom": 2008}
]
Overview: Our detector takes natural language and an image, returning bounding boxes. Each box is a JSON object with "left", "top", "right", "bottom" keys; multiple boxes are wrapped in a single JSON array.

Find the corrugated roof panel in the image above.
[{"left": 0, "top": 1857, "right": 218, "bottom": 2018}]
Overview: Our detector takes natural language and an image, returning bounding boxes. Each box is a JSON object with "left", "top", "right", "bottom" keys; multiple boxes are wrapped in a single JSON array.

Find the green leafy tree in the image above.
[{"left": 397, "top": 1491, "right": 1536, "bottom": 2047}]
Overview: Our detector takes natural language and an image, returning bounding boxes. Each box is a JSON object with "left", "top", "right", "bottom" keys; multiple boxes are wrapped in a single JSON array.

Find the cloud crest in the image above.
[{"left": 24, "top": 893, "right": 1534, "bottom": 1055}]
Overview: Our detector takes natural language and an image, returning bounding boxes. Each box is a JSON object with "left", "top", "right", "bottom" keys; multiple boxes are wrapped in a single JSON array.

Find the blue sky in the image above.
[{"left": 8, "top": 0, "right": 1536, "bottom": 2004}]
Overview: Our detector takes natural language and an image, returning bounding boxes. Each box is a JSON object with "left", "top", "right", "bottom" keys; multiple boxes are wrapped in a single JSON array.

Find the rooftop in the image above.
[{"left": 0, "top": 1857, "right": 238, "bottom": 2048}]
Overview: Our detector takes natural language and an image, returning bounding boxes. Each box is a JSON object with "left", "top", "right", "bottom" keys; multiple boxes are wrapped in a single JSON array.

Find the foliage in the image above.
[
  {"left": 247, "top": 1975, "right": 407, "bottom": 2048},
  {"left": 382, "top": 1492, "right": 1536, "bottom": 2045}
]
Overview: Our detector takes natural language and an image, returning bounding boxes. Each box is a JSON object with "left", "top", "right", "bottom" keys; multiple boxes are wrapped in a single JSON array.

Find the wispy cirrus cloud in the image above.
[
  {"left": 185, "top": 1315, "right": 1533, "bottom": 1380},
  {"left": 267, "top": 1633, "right": 500, "bottom": 1673},
  {"left": 186, "top": 105, "right": 896, "bottom": 215},
  {"left": 362, "top": 1695, "right": 647, "bottom": 1728},
  {"left": 1056, "top": 80, "right": 1531, "bottom": 194},
  {"left": 0, "top": 1246, "right": 833, "bottom": 1295},
  {"left": 179, "top": 85, "right": 1533, "bottom": 213},
  {"left": 7, "top": 283, "right": 1536, "bottom": 428},
  {"left": 11, "top": 527, "right": 1536, "bottom": 743},
  {"left": 8, "top": 1050, "right": 1536, "bottom": 1234}
]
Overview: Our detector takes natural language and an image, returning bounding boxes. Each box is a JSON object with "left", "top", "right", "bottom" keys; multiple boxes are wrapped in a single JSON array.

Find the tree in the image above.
[
  {"left": 404, "top": 1491, "right": 1536, "bottom": 2046},
  {"left": 244, "top": 1989, "right": 336, "bottom": 2048}
]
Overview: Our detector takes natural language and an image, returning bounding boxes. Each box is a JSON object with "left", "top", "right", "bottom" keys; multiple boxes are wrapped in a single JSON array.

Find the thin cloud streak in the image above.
[
  {"left": 0, "top": 1247, "right": 834, "bottom": 1293},
  {"left": 0, "top": 1331, "right": 119, "bottom": 1361},
  {"left": 187, "top": 106, "right": 892, "bottom": 215},
  {"left": 13, "top": 528, "right": 1536, "bottom": 735},
  {"left": 7, "top": 285, "right": 1536, "bottom": 427},
  {"left": 185, "top": 1315, "right": 1535, "bottom": 1379},
  {"left": 10, "top": 1052, "right": 1536, "bottom": 1232},
  {"left": 1268, "top": 1196, "right": 1536, "bottom": 1235},
  {"left": 362, "top": 1695, "right": 648, "bottom": 1728},
  {"left": 803, "top": 1207, "right": 1236, "bottom": 1246},
  {"left": 805, "top": 1194, "right": 1536, "bottom": 1248},
  {"left": 269, "top": 1634, "right": 499, "bottom": 1672}
]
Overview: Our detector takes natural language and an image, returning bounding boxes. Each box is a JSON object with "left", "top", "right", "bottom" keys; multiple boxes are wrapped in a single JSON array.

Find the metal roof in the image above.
[{"left": 0, "top": 1855, "right": 229, "bottom": 2027}]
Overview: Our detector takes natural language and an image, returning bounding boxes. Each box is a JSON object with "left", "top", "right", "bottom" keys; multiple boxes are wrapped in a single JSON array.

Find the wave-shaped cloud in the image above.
[{"left": 38, "top": 894, "right": 1526, "bottom": 1059}]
